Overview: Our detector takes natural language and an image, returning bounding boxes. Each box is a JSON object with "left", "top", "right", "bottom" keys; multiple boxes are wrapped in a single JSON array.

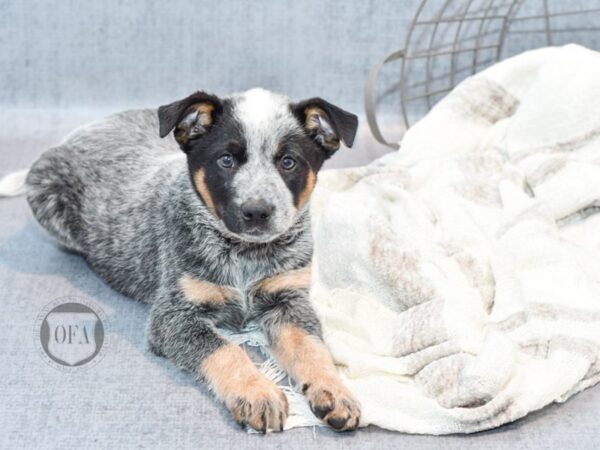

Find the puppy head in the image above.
[{"left": 158, "top": 88, "right": 358, "bottom": 243}]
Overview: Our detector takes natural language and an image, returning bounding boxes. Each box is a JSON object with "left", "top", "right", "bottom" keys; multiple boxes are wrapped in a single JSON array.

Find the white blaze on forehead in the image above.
[
  {"left": 234, "top": 88, "right": 289, "bottom": 126},
  {"left": 231, "top": 88, "right": 300, "bottom": 156}
]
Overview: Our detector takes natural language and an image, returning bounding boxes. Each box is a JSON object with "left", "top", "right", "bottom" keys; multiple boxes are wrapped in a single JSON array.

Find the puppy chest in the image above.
[{"left": 179, "top": 258, "right": 275, "bottom": 328}]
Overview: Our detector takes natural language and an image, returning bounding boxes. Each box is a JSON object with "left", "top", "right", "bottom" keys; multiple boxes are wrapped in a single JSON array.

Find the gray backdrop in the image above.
[
  {"left": 0, "top": 0, "right": 413, "bottom": 112},
  {"left": 2, "top": 0, "right": 599, "bottom": 118},
  {"left": 3, "top": 2, "right": 600, "bottom": 449}
]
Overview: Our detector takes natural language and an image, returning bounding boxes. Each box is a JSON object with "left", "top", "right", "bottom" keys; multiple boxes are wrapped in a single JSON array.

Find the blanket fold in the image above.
[{"left": 307, "top": 44, "right": 600, "bottom": 434}]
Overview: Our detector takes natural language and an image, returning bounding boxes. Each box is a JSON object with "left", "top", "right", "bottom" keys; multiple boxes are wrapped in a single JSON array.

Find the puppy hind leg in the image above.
[{"left": 26, "top": 150, "right": 86, "bottom": 252}]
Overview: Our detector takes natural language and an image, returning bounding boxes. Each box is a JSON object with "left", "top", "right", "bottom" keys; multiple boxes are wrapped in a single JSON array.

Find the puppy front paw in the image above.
[
  {"left": 229, "top": 377, "right": 289, "bottom": 433},
  {"left": 303, "top": 377, "right": 361, "bottom": 431}
]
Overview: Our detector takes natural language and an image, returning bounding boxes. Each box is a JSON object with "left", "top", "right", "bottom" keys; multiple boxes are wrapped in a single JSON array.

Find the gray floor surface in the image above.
[{"left": 1, "top": 111, "right": 598, "bottom": 449}]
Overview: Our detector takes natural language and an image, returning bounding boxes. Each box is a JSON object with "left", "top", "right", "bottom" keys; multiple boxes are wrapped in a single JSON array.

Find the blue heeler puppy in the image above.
[{"left": 26, "top": 88, "right": 360, "bottom": 432}]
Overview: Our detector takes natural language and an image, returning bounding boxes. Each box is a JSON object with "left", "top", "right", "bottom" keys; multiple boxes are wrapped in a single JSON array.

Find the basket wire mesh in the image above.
[{"left": 366, "top": 0, "right": 600, "bottom": 148}]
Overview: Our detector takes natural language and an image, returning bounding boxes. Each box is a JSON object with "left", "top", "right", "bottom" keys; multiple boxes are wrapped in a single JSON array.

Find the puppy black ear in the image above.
[
  {"left": 292, "top": 98, "right": 358, "bottom": 156},
  {"left": 158, "top": 91, "right": 222, "bottom": 147}
]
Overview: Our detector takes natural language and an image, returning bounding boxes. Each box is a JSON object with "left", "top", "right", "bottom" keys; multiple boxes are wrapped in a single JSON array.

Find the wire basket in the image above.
[{"left": 366, "top": 0, "right": 600, "bottom": 148}]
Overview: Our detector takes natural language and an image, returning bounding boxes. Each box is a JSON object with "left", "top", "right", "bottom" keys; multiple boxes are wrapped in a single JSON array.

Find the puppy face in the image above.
[{"left": 158, "top": 88, "right": 358, "bottom": 243}]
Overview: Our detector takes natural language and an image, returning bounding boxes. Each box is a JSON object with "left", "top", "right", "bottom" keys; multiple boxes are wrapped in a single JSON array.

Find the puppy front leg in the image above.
[
  {"left": 148, "top": 290, "right": 288, "bottom": 432},
  {"left": 252, "top": 267, "right": 361, "bottom": 431}
]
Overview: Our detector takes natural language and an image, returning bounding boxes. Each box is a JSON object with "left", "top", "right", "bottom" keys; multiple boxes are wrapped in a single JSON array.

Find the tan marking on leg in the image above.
[
  {"left": 272, "top": 326, "right": 361, "bottom": 431},
  {"left": 272, "top": 325, "right": 336, "bottom": 382},
  {"left": 297, "top": 169, "right": 316, "bottom": 210},
  {"left": 200, "top": 344, "right": 265, "bottom": 403},
  {"left": 179, "top": 275, "right": 239, "bottom": 305},
  {"left": 200, "top": 344, "right": 288, "bottom": 432},
  {"left": 257, "top": 266, "right": 311, "bottom": 294},
  {"left": 193, "top": 169, "right": 216, "bottom": 213}
]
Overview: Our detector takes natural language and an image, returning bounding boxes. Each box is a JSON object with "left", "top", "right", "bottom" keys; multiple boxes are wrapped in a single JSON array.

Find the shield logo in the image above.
[{"left": 45, "top": 312, "right": 98, "bottom": 366}]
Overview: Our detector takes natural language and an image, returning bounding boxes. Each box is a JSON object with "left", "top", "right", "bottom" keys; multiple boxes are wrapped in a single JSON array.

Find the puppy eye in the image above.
[
  {"left": 218, "top": 153, "right": 235, "bottom": 169},
  {"left": 280, "top": 155, "right": 297, "bottom": 171}
]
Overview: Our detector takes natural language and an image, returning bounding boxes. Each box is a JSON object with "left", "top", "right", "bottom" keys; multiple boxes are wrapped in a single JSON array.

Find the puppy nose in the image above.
[{"left": 241, "top": 200, "right": 274, "bottom": 224}]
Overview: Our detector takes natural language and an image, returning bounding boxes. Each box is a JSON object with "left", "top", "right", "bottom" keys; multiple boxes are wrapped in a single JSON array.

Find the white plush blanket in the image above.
[{"left": 305, "top": 45, "right": 600, "bottom": 434}]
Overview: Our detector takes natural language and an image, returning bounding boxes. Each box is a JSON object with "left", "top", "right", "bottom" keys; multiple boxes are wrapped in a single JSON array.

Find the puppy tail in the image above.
[{"left": 0, "top": 169, "right": 30, "bottom": 197}]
